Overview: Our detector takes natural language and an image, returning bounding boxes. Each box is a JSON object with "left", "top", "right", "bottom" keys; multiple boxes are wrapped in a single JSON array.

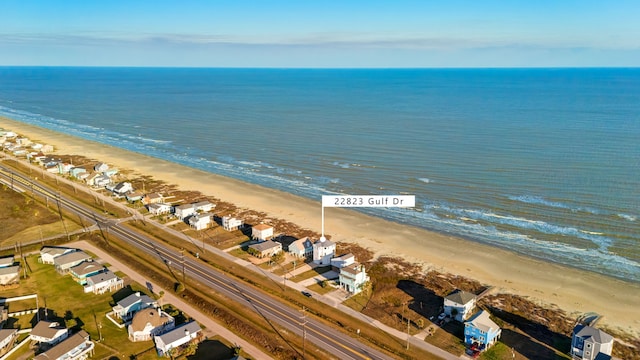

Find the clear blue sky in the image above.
[{"left": 1, "top": 0, "right": 639, "bottom": 67}]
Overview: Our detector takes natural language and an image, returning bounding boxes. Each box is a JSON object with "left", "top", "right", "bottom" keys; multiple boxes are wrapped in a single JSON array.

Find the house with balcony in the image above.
[
  {"left": 69, "top": 262, "right": 104, "bottom": 285},
  {"left": 34, "top": 330, "right": 94, "bottom": 360},
  {"left": 148, "top": 203, "right": 172, "bottom": 215},
  {"left": 30, "top": 320, "right": 69, "bottom": 346},
  {"left": 40, "top": 247, "right": 76, "bottom": 265},
  {"left": 189, "top": 213, "right": 213, "bottom": 230},
  {"left": 128, "top": 308, "right": 175, "bottom": 342},
  {"left": 288, "top": 237, "right": 313, "bottom": 259},
  {"left": 444, "top": 289, "right": 477, "bottom": 322},
  {"left": 154, "top": 321, "right": 202, "bottom": 357},
  {"left": 312, "top": 237, "right": 336, "bottom": 265},
  {"left": 112, "top": 292, "right": 158, "bottom": 321},
  {"left": 84, "top": 270, "right": 123, "bottom": 294},
  {"left": 222, "top": 216, "right": 243, "bottom": 231},
  {"left": 0, "top": 328, "right": 18, "bottom": 356},
  {"left": 339, "top": 263, "right": 369, "bottom": 294},
  {"left": 174, "top": 204, "right": 196, "bottom": 220},
  {"left": 331, "top": 253, "right": 355, "bottom": 270},
  {"left": 570, "top": 324, "right": 613, "bottom": 360},
  {"left": 54, "top": 251, "right": 92, "bottom": 273},
  {"left": 248, "top": 241, "right": 282, "bottom": 258},
  {"left": 464, "top": 310, "right": 501, "bottom": 353}
]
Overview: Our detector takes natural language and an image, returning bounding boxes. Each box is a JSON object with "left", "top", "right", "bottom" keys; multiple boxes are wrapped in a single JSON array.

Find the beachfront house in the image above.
[
  {"left": 252, "top": 224, "right": 274, "bottom": 241},
  {"left": 109, "top": 181, "right": 133, "bottom": 196},
  {"left": 85, "top": 172, "right": 101, "bottom": 186},
  {"left": 57, "top": 162, "right": 74, "bottom": 174},
  {"left": 126, "top": 191, "right": 144, "bottom": 203},
  {"left": 15, "top": 137, "right": 31, "bottom": 146},
  {"left": 288, "top": 237, "right": 314, "bottom": 258},
  {"left": 94, "top": 162, "right": 109, "bottom": 172},
  {"left": 248, "top": 240, "right": 282, "bottom": 258},
  {"left": 69, "top": 261, "right": 104, "bottom": 285},
  {"left": 444, "top": 289, "right": 477, "bottom": 322},
  {"left": 222, "top": 216, "right": 243, "bottom": 231},
  {"left": 0, "top": 266, "right": 20, "bottom": 285},
  {"left": 40, "top": 247, "right": 76, "bottom": 264},
  {"left": 148, "top": 203, "right": 172, "bottom": 215},
  {"left": 154, "top": 321, "right": 202, "bottom": 357},
  {"left": 84, "top": 270, "right": 124, "bottom": 294},
  {"left": 174, "top": 204, "right": 196, "bottom": 220},
  {"left": 0, "top": 328, "right": 18, "bottom": 355},
  {"left": 30, "top": 320, "right": 69, "bottom": 346},
  {"left": 464, "top": 310, "right": 502, "bottom": 352},
  {"left": 128, "top": 308, "right": 175, "bottom": 342},
  {"left": 103, "top": 168, "right": 119, "bottom": 177},
  {"left": 189, "top": 212, "right": 214, "bottom": 230},
  {"left": 194, "top": 201, "right": 215, "bottom": 212},
  {"left": 570, "top": 324, "right": 614, "bottom": 360},
  {"left": 339, "top": 263, "right": 369, "bottom": 294},
  {"left": 112, "top": 292, "right": 158, "bottom": 321},
  {"left": 94, "top": 174, "right": 112, "bottom": 187},
  {"left": 331, "top": 253, "right": 355, "bottom": 270},
  {"left": 34, "top": 330, "right": 94, "bottom": 360},
  {"left": 54, "top": 251, "right": 92, "bottom": 273},
  {"left": 313, "top": 237, "right": 336, "bottom": 265},
  {"left": 144, "top": 192, "right": 164, "bottom": 204}
]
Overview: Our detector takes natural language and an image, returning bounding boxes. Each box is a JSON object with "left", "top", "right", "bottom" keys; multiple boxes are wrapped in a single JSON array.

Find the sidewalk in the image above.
[{"left": 69, "top": 240, "right": 273, "bottom": 360}]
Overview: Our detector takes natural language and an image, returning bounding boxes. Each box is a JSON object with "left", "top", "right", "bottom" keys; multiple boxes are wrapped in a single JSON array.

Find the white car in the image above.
[{"left": 437, "top": 313, "right": 447, "bottom": 321}]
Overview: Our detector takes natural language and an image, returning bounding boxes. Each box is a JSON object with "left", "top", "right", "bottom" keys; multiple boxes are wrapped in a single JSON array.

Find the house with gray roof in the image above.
[
  {"left": 54, "top": 251, "right": 91, "bottom": 273},
  {"left": 464, "top": 310, "right": 501, "bottom": 352},
  {"left": 0, "top": 328, "right": 18, "bottom": 355},
  {"left": 84, "top": 270, "right": 123, "bottom": 294},
  {"left": 40, "top": 247, "right": 75, "bottom": 265},
  {"left": 0, "top": 266, "right": 20, "bottom": 285},
  {"left": 288, "top": 237, "right": 313, "bottom": 258},
  {"left": 248, "top": 240, "right": 282, "bottom": 258},
  {"left": 312, "top": 237, "right": 335, "bottom": 265},
  {"left": 570, "top": 324, "right": 613, "bottom": 360},
  {"left": 69, "top": 262, "right": 104, "bottom": 285},
  {"left": 444, "top": 289, "right": 477, "bottom": 322},
  {"left": 113, "top": 292, "right": 158, "bottom": 321},
  {"left": 34, "top": 330, "right": 94, "bottom": 360},
  {"left": 0, "top": 256, "right": 14, "bottom": 268},
  {"left": 30, "top": 320, "right": 69, "bottom": 346},
  {"left": 154, "top": 321, "right": 202, "bottom": 357}
]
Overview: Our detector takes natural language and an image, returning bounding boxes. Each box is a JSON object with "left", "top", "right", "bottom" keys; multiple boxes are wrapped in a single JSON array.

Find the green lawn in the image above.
[
  {"left": 2, "top": 255, "right": 161, "bottom": 360},
  {"left": 289, "top": 266, "right": 332, "bottom": 283}
]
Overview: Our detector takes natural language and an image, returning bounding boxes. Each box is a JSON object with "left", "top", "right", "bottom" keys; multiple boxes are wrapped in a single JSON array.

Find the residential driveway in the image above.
[
  {"left": 298, "top": 270, "right": 339, "bottom": 287},
  {"left": 69, "top": 241, "right": 272, "bottom": 360}
]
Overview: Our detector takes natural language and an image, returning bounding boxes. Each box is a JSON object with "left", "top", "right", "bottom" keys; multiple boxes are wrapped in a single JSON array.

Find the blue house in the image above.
[{"left": 464, "top": 310, "right": 501, "bottom": 352}]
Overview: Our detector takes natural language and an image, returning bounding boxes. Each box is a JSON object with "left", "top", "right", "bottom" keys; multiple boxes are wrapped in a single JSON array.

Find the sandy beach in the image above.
[{"left": 2, "top": 116, "right": 639, "bottom": 337}]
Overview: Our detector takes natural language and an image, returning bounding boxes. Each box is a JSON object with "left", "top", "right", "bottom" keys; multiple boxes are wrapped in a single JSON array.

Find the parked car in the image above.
[{"left": 301, "top": 291, "right": 312, "bottom": 298}]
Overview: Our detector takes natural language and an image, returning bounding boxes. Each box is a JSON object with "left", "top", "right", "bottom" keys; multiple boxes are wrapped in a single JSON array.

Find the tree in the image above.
[
  {"left": 183, "top": 340, "right": 199, "bottom": 356},
  {"left": 272, "top": 251, "right": 285, "bottom": 264}
]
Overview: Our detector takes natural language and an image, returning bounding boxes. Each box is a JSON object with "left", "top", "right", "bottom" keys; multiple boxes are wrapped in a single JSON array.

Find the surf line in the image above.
[{"left": 320, "top": 195, "right": 416, "bottom": 240}]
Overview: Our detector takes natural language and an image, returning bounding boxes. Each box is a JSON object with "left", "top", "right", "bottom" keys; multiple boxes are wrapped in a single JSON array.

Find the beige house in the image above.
[
  {"left": 251, "top": 224, "right": 274, "bottom": 241},
  {"left": 128, "top": 308, "right": 175, "bottom": 342},
  {"left": 248, "top": 240, "right": 282, "bottom": 258},
  {"left": 34, "top": 330, "right": 94, "bottom": 360},
  {"left": 0, "top": 266, "right": 20, "bottom": 285}
]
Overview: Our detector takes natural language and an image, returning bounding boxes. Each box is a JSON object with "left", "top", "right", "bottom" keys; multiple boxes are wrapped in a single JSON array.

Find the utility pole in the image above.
[
  {"left": 181, "top": 249, "right": 186, "bottom": 287},
  {"left": 406, "top": 317, "right": 410, "bottom": 350},
  {"left": 300, "top": 307, "right": 307, "bottom": 359}
]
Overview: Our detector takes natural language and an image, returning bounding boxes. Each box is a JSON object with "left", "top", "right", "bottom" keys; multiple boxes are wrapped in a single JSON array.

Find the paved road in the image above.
[{"left": 0, "top": 162, "right": 395, "bottom": 360}]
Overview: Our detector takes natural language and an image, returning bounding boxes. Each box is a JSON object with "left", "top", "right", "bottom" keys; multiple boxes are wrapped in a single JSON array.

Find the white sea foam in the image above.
[
  {"left": 618, "top": 213, "right": 637, "bottom": 222},
  {"left": 418, "top": 177, "right": 431, "bottom": 184}
]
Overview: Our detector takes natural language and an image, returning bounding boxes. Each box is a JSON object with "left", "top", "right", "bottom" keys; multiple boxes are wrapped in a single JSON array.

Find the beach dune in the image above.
[{"left": 2, "top": 116, "right": 639, "bottom": 337}]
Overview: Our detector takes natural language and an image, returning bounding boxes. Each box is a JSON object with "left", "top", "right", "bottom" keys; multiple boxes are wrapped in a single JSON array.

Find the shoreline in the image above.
[{"left": 2, "top": 116, "right": 639, "bottom": 336}]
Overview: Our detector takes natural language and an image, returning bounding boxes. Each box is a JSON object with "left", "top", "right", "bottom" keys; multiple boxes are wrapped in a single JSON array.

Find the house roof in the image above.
[
  {"left": 252, "top": 224, "right": 272, "bottom": 231},
  {"left": 0, "top": 265, "right": 20, "bottom": 276},
  {"left": 465, "top": 310, "right": 500, "bottom": 334},
  {"left": 34, "top": 330, "right": 90, "bottom": 360},
  {"left": 70, "top": 262, "right": 103, "bottom": 277},
  {"left": 118, "top": 292, "right": 155, "bottom": 309},
  {"left": 146, "top": 193, "right": 163, "bottom": 200},
  {"left": 289, "top": 237, "right": 313, "bottom": 252},
  {"left": 573, "top": 324, "right": 614, "bottom": 344},
  {"left": 0, "top": 328, "right": 17, "bottom": 343},
  {"left": 31, "top": 321, "right": 66, "bottom": 339},
  {"left": 86, "top": 270, "right": 118, "bottom": 285},
  {"left": 249, "top": 240, "right": 281, "bottom": 252},
  {"left": 0, "top": 256, "right": 14, "bottom": 267},
  {"left": 445, "top": 289, "right": 476, "bottom": 305},
  {"left": 194, "top": 201, "right": 214, "bottom": 208},
  {"left": 53, "top": 251, "right": 91, "bottom": 266},
  {"left": 314, "top": 238, "right": 335, "bottom": 248},
  {"left": 341, "top": 263, "right": 365, "bottom": 276},
  {"left": 332, "top": 253, "right": 354, "bottom": 261},
  {"left": 130, "top": 309, "right": 171, "bottom": 332},
  {"left": 175, "top": 204, "right": 195, "bottom": 211},
  {"left": 40, "top": 247, "right": 74, "bottom": 257},
  {"left": 156, "top": 321, "right": 201, "bottom": 345}
]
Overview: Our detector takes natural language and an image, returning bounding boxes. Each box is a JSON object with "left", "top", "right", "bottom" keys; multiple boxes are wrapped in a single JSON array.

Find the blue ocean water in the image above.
[{"left": 0, "top": 67, "right": 638, "bottom": 281}]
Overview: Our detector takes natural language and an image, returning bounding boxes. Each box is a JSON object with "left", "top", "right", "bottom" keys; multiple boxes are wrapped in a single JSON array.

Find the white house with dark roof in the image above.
[
  {"left": 174, "top": 204, "right": 196, "bottom": 220},
  {"left": 222, "top": 216, "right": 243, "bottom": 231},
  {"left": 30, "top": 320, "right": 69, "bottom": 346},
  {"left": 40, "top": 247, "right": 76, "bottom": 265},
  {"left": 444, "top": 289, "right": 477, "bottom": 322},
  {"left": 251, "top": 224, "right": 274, "bottom": 241},
  {"left": 0, "top": 266, "right": 20, "bottom": 285},
  {"left": 94, "top": 162, "right": 109, "bottom": 172},
  {"left": 84, "top": 270, "right": 123, "bottom": 294},
  {"left": 112, "top": 292, "right": 158, "bottom": 321},
  {"left": 464, "top": 310, "right": 501, "bottom": 352},
  {"left": 288, "top": 237, "right": 313, "bottom": 258},
  {"left": 339, "top": 263, "right": 369, "bottom": 294},
  {"left": 148, "top": 203, "right": 172, "bottom": 215},
  {"left": 34, "top": 330, "right": 94, "bottom": 360},
  {"left": 154, "top": 321, "right": 202, "bottom": 357},
  {"left": 189, "top": 212, "right": 214, "bottom": 230},
  {"left": 128, "top": 308, "right": 175, "bottom": 342},
  {"left": 53, "top": 251, "right": 92, "bottom": 273},
  {"left": 312, "top": 237, "right": 336, "bottom": 265},
  {"left": 248, "top": 240, "right": 282, "bottom": 258},
  {"left": 570, "top": 324, "right": 614, "bottom": 360}
]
